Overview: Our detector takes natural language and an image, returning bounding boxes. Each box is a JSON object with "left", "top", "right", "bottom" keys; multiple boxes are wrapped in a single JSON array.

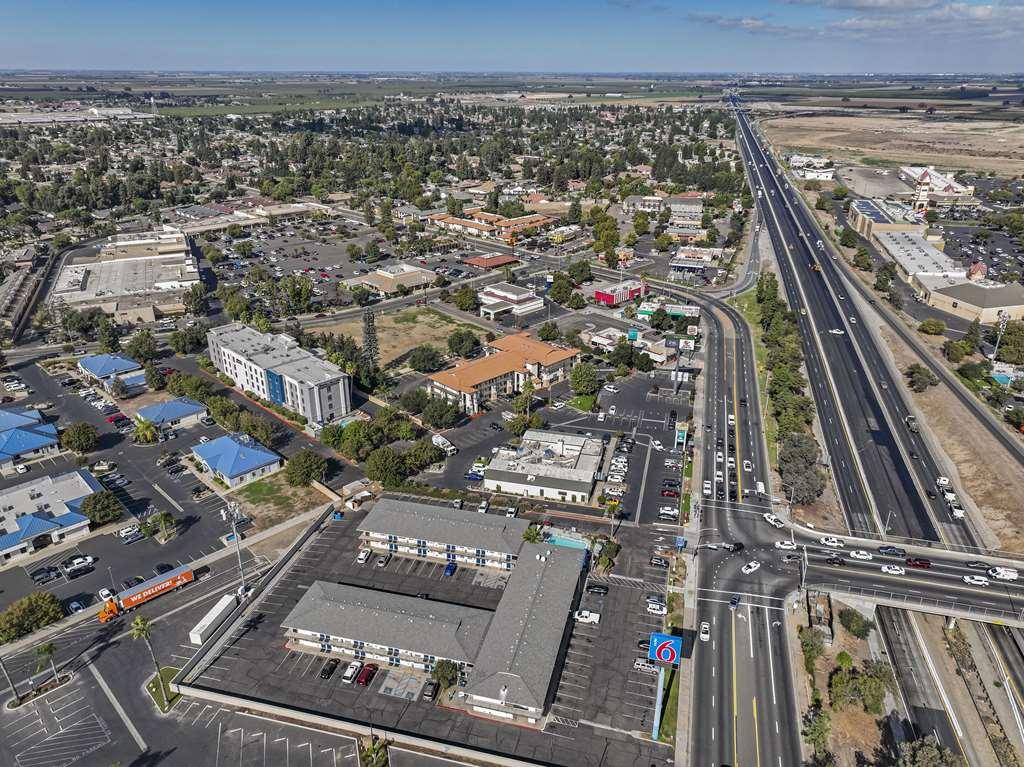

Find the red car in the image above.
[
  {"left": 105, "top": 413, "right": 125, "bottom": 423},
  {"left": 356, "top": 663, "right": 379, "bottom": 687},
  {"left": 906, "top": 557, "right": 932, "bottom": 569},
  {"left": 160, "top": 367, "right": 176, "bottom": 376},
  {"left": 660, "top": 489, "right": 680, "bottom": 498}
]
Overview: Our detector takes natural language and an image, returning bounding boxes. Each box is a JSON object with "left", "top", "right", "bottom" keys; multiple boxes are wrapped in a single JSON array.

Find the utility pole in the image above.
[
  {"left": 993, "top": 310, "right": 1010, "bottom": 366},
  {"left": 800, "top": 545, "right": 808, "bottom": 592},
  {"left": 223, "top": 502, "right": 248, "bottom": 595}
]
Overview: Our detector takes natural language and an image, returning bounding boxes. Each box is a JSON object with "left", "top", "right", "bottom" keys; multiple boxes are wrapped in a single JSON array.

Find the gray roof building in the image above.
[
  {"left": 466, "top": 544, "right": 585, "bottom": 714},
  {"left": 357, "top": 498, "right": 529, "bottom": 557},
  {"left": 282, "top": 582, "right": 491, "bottom": 664}
]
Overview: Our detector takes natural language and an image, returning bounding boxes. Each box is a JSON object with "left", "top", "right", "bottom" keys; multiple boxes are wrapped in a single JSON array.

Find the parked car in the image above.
[
  {"left": 421, "top": 680, "right": 440, "bottom": 701},
  {"left": 586, "top": 583, "right": 609, "bottom": 596},
  {"left": 574, "top": 610, "right": 601, "bottom": 625},
  {"left": 342, "top": 661, "right": 363, "bottom": 684},
  {"left": 356, "top": 548, "right": 372, "bottom": 564},
  {"left": 660, "top": 489, "right": 680, "bottom": 498},
  {"left": 319, "top": 658, "right": 340, "bottom": 680},
  {"left": 356, "top": 664, "right": 379, "bottom": 687},
  {"left": 442, "top": 562, "right": 457, "bottom": 577}
]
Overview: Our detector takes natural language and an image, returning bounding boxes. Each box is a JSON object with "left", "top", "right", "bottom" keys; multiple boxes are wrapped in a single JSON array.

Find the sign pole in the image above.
[{"left": 652, "top": 665, "right": 665, "bottom": 741}]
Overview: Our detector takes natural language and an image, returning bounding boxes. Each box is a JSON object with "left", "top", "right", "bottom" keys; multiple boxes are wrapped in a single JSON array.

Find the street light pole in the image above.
[
  {"left": 993, "top": 310, "right": 1010, "bottom": 367},
  {"left": 800, "top": 545, "right": 808, "bottom": 592},
  {"left": 224, "top": 502, "right": 247, "bottom": 594}
]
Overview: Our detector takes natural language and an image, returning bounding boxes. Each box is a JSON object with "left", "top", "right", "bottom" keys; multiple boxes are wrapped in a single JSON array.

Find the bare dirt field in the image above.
[
  {"left": 312, "top": 307, "right": 487, "bottom": 368},
  {"left": 763, "top": 113, "right": 1024, "bottom": 175},
  {"left": 230, "top": 472, "right": 327, "bottom": 531},
  {"left": 879, "top": 327, "right": 1024, "bottom": 553}
]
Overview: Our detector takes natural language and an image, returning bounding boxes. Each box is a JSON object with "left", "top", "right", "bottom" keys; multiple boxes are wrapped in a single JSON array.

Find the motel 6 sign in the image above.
[{"left": 647, "top": 632, "right": 683, "bottom": 666}]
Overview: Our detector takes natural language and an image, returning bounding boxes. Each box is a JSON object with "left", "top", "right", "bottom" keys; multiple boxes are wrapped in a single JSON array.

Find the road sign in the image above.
[{"left": 647, "top": 632, "right": 683, "bottom": 666}]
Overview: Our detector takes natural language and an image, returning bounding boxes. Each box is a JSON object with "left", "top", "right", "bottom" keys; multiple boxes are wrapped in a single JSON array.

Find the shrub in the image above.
[{"left": 838, "top": 608, "right": 875, "bottom": 639}]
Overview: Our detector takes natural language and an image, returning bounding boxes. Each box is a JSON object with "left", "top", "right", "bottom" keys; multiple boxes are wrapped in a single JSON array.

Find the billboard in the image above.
[
  {"left": 664, "top": 336, "right": 679, "bottom": 350},
  {"left": 678, "top": 339, "right": 696, "bottom": 351},
  {"left": 647, "top": 632, "right": 683, "bottom": 666}
]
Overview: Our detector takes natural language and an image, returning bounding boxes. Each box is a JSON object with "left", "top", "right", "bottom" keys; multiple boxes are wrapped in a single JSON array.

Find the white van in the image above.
[
  {"left": 988, "top": 567, "right": 1019, "bottom": 581},
  {"left": 501, "top": 411, "right": 516, "bottom": 423}
]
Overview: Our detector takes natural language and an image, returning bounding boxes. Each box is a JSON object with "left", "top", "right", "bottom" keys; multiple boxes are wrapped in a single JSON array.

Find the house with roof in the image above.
[
  {"left": 136, "top": 397, "right": 208, "bottom": 430},
  {"left": 0, "top": 408, "right": 60, "bottom": 472},
  {"left": 191, "top": 433, "right": 282, "bottom": 488},
  {"left": 0, "top": 469, "right": 101, "bottom": 562},
  {"left": 77, "top": 353, "right": 141, "bottom": 382}
]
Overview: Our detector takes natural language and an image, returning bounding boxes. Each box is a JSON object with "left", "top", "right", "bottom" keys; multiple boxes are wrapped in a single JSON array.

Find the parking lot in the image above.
[
  {"left": 941, "top": 224, "right": 1024, "bottom": 286},
  {"left": 188, "top": 506, "right": 671, "bottom": 767}
]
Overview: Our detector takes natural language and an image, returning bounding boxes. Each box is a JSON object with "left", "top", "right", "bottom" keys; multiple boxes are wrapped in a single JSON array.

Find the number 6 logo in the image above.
[{"left": 655, "top": 640, "right": 679, "bottom": 664}]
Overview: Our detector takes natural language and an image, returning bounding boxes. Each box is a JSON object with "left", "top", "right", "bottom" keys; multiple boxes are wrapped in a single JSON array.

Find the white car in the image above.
[
  {"left": 647, "top": 603, "right": 668, "bottom": 616},
  {"left": 98, "top": 587, "right": 115, "bottom": 601},
  {"left": 849, "top": 316, "right": 856, "bottom": 324},
  {"left": 341, "top": 661, "right": 363, "bottom": 684},
  {"left": 551, "top": 401, "right": 565, "bottom": 410},
  {"left": 603, "top": 385, "right": 619, "bottom": 394},
  {"left": 356, "top": 548, "right": 372, "bottom": 564},
  {"left": 762, "top": 513, "right": 784, "bottom": 529},
  {"left": 963, "top": 575, "right": 989, "bottom": 587},
  {"left": 775, "top": 540, "right": 797, "bottom": 550},
  {"left": 828, "top": 329, "right": 845, "bottom": 336},
  {"left": 699, "top": 621, "right": 711, "bottom": 642},
  {"left": 659, "top": 505, "right": 678, "bottom": 515},
  {"left": 14, "top": 464, "right": 28, "bottom": 475},
  {"left": 651, "top": 440, "right": 665, "bottom": 451},
  {"left": 574, "top": 610, "right": 601, "bottom": 625},
  {"left": 819, "top": 536, "right": 844, "bottom": 548},
  {"left": 607, "top": 475, "right": 625, "bottom": 484},
  {"left": 881, "top": 564, "right": 905, "bottom": 576},
  {"left": 702, "top": 480, "right": 712, "bottom": 497},
  {"left": 608, "top": 405, "right": 617, "bottom": 415},
  {"left": 597, "top": 412, "right": 606, "bottom": 422},
  {"left": 716, "top": 451, "right": 724, "bottom": 464},
  {"left": 742, "top": 460, "right": 752, "bottom": 472},
  {"left": 935, "top": 476, "right": 950, "bottom": 488},
  {"left": 850, "top": 550, "right": 873, "bottom": 561},
  {"left": 741, "top": 561, "right": 761, "bottom": 575}
]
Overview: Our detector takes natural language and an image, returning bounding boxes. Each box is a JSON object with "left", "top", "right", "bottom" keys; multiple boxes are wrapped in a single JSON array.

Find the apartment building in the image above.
[
  {"left": 206, "top": 323, "right": 352, "bottom": 426},
  {"left": 427, "top": 333, "right": 577, "bottom": 414},
  {"left": 357, "top": 497, "right": 529, "bottom": 570}
]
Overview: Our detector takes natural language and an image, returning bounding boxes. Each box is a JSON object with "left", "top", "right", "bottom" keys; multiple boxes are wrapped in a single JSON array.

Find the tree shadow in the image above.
[{"left": 130, "top": 747, "right": 178, "bottom": 766}]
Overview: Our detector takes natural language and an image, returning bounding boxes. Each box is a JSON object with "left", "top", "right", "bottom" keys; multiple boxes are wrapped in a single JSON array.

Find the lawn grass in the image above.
[
  {"left": 233, "top": 477, "right": 290, "bottom": 510},
  {"left": 658, "top": 667, "right": 681, "bottom": 744},
  {"left": 145, "top": 667, "right": 180, "bottom": 713},
  {"left": 729, "top": 288, "right": 779, "bottom": 469},
  {"left": 568, "top": 394, "right": 596, "bottom": 412}
]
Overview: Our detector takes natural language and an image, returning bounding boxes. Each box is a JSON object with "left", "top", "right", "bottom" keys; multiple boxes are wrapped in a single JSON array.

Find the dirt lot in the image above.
[
  {"left": 229, "top": 472, "right": 327, "bottom": 531},
  {"left": 311, "top": 307, "right": 487, "bottom": 367},
  {"left": 763, "top": 113, "right": 1024, "bottom": 175},
  {"left": 879, "top": 326, "right": 1024, "bottom": 552}
]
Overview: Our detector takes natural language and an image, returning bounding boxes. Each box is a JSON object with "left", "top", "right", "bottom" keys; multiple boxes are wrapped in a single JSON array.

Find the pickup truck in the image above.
[{"left": 574, "top": 610, "right": 601, "bottom": 625}]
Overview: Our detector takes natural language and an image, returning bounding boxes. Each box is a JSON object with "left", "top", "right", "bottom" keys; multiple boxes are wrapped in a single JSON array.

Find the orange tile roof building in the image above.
[
  {"left": 427, "top": 333, "right": 578, "bottom": 414},
  {"left": 427, "top": 207, "right": 556, "bottom": 244}
]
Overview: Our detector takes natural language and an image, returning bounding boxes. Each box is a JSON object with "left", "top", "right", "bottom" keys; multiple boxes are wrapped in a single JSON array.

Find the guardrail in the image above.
[{"left": 815, "top": 581, "right": 1024, "bottom": 626}]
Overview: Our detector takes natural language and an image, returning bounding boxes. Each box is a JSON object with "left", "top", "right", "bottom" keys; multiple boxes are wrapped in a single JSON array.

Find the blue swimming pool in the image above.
[
  {"left": 545, "top": 533, "right": 589, "bottom": 550},
  {"left": 993, "top": 374, "right": 1012, "bottom": 386}
]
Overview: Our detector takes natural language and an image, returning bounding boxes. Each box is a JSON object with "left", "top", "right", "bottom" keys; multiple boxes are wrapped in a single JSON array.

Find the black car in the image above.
[
  {"left": 489, "top": 423, "right": 503, "bottom": 432},
  {"left": 723, "top": 542, "right": 744, "bottom": 553},
  {"left": 926, "top": 489, "right": 937, "bottom": 499},
  {"left": 586, "top": 584, "right": 609, "bottom": 596},
  {"left": 153, "top": 563, "right": 174, "bottom": 576},
  {"left": 878, "top": 545, "right": 907, "bottom": 557},
  {"left": 319, "top": 658, "right": 340, "bottom": 680},
  {"left": 728, "top": 595, "right": 741, "bottom": 610},
  {"left": 637, "top": 639, "right": 651, "bottom": 651},
  {"left": 782, "top": 554, "right": 802, "bottom": 563},
  {"left": 30, "top": 567, "right": 60, "bottom": 585},
  {"left": 421, "top": 679, "right": 440, "bottom": 701},
  {"left": 122, "top": 576, "right": 145, "bottom": 590},
  {"left": 966, "top": 560, "right": 991, "bottom": 570},
  {"left": 669, "top": 410, "right": 677, "bottom": 421},
  {"left": 826, "top": 556, "right": 846, "bottom": 567},
  {"left": 662, "top": 479, "right": 681, "bottom": 488}
]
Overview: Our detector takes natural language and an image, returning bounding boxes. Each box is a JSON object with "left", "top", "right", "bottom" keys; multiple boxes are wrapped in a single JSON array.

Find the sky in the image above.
[{"left": 1, "top": 0, "right": 1022, "bottom": 74}]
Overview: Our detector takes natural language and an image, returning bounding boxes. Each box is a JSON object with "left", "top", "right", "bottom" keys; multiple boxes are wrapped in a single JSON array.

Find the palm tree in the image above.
[
  {"left": 522, "top": 525, "right": 543, "bottom": 544},
  {"left": 133, "top": 417, "right": 157, "bottom": 445},
  {"left": 131, "top": 616, "right": 165, "bottom": 707},
  {"left": 34, "top": 642, "right": 57, "bottom": 684}
]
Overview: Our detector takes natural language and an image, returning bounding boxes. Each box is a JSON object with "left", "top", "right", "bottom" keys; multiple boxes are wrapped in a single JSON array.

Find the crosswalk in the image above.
[{"left": 587, "top": 573, "right": 668, "bottom": 593}]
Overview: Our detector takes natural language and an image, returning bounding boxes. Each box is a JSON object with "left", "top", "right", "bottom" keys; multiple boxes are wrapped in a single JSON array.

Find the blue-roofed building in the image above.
[
  {"left": 191, "top": 433, "right": 282, "bottom": 489},
  {"left": 104, "top": 369, "right": 148, "bottom": 396},
  {"left": 0, "top": 469, "right": 102, "bottom": 562},
  {"left": 78, "top": 354, "right": 141, "bottom": 381},
  {"left": 136, "top": 397, "right": 208, "bottom": 429},
  {"left": 0, "top": 408, "right": 60, "bottom": 471}
]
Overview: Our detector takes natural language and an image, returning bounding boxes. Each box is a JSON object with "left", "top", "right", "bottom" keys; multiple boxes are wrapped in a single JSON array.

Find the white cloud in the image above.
[{"left": 687, "top": 12, "right": 820, "bottom": 37}]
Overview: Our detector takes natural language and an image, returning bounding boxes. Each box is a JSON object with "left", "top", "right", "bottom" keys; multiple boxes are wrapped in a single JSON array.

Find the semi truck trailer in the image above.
[{"left": 97, "top": 564, "right": 195, "bottom": 623}]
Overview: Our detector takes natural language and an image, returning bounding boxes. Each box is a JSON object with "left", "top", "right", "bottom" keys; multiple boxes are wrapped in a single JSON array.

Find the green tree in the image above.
[
  {"left": 402, "top": 440, "right": 445, "bottom": 473},
  {"left": 60, "top": 421, "right": 98, "bottom": 454},
  {"left": 839, "top": 227, "right": 857, "bottom": 248},
  {"left": 801, "top": 705, "right": 832, "bottom": 756},
  {"left": 798, "top": 625, "right": 825, "bottom": 675},
  {"left": 567, "top": 292, "right": 587, "bottom": 310},
  {"left": 896, "top": 735, "right": 965, "bottom": 767},
  {"left": 452, "top": 286, "right": 479, "bottom": 312},
  {"left": 133, "top": 417, "right": 158, "bottom": 445},
  {"left": 130, "top": 616, "right": 167, "bottom": 708},
  {"left": 365, "top": 446, "right": 408, "bottom": 486},
  {"left": 431, "top": 659, "right": 459, "bottom": 688},
  {"left": 837, "top": 608, "right": 875, "bottom": 640},
  {"left": 567, "top": 260, "right": 592, "bottom": 284},
  {"left": 447, "top": 328, "right": 480, "bottom": 358},
  {"left": 34, "top": 641, "right": 58, "bottom": 684},
  {"left": 537, "top": 321, "right": 560, "bottom": 342},
  {"left": 109, "top": 378, "right": 128, "bottom": 400},
  {"left": 125, "top": 329, "right": 157, "bottom": 362},
  {"left": 943, "top": 339, "right": 966, "bottom": 363},
  {"left": 964, "top": 318, "right": 982, "bottom": 352},
  {"left": 144, "top": 363, "right": 166, "bottom": 391},
  {"left": 407, "top": 345, "right": 444, "bottom": 373},
  {"left": 285, "top": 449, "right": 327, "bottom": 487},
  {"left": 0, "top": 592, "right": 65, "bottom": 643},
  {"left": 918, "top": 318, "right": 946, "bottom": 335},
  {"left": 852, "top": 248, "right": 873, "bottom": 271},
  {"left": 80, "top": 491, "right": 123, "bottom": 525},
  {"left": 856, "top": 660, "right": 896, "bottom": 715},
  {"left": 570, "top": 362, "right": 599, "bottom": 397},
  {"left": 905, "top": 363, "right": 939, "bottom": 393},
  {"left": 183, "top": 283, "right": 209, "bottom": 315},
  {"left": 887, "top": 284, "right": 903, "bottom": 310},
  {"left": 97, "top": 318, "right": 121, "bottom": 353},
  {"left": 828, "top": 665, "right": 857, "bottom": 711},
  {"left": 522, "top": 525, "right": 543, "bottom": 544}
]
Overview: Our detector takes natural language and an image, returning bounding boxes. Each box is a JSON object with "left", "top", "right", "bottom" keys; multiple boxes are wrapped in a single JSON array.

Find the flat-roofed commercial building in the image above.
[
  {"left": 428, "top": 333, "right": 577, "bottom": 414},
  {"left": 593, "top": 279, "right": 648, "bottom": 307},
  {"left": 49, "top": 228, "right": 200, "bottom": 323},
  {"left": 848, "top": 198, "right": 925, "bottom": 240},
  {"left": 346, "top": 263, "right": 435, "bottom": 297},
  {"left": 465, "top": 544, "right": 585, "bottom": 724},
  {"left": 283, "top": 582, "right": 491, "bottom": 672},
  {"left": 875, "top": 231, "right": 966, "bottom": 291},
  {"left": 0, "top": 469, "right": 100, "bottom": 562},
  {"left": 917, "top": 276, "right": 1024, "bottom": 323},
  {"left": 207, "top": 323, "right": 351, "bottom": 426},
  {"left": 484, "top": 429, "right": 603, "bottom": 504},
  {"left": 899, "top": 166, "right": 977, "bottom": 211},
  {"left": 357, "top": 497, "right": 528, "bottom": 570},
  {"left": 478, "top": 282, "right": 544, "bottom": 320}
]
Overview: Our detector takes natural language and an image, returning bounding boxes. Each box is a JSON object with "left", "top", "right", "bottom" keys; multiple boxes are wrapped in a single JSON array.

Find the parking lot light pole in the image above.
[
  {"left": 225, "top": 502, "right": 247, "bottom": 594},
  {"left": 107, "top": 566, "right": 116, "bottom": 593}
]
